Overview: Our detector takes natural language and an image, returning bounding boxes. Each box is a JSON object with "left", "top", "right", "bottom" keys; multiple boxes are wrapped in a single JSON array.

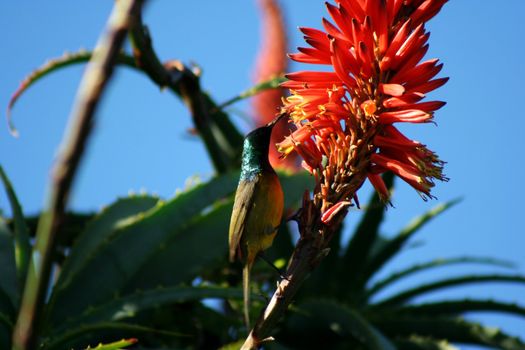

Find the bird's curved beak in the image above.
[{"left": 267, "top": 112, "right": 288, "bottom": 128}]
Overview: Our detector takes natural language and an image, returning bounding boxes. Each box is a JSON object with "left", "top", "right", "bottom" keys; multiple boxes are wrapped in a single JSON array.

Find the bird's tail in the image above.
[{"left": 243, "top": 264, "right": 251, "bottom": 329}]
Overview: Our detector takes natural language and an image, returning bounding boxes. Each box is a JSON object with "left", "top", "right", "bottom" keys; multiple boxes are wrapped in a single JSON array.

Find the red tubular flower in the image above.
[{"left": 278, "top": 0, "right": 448, "bottom": 209}]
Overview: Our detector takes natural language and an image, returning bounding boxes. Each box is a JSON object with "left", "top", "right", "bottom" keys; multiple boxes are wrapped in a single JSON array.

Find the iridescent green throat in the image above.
[{"left": 240, "top": 137, "right": 271, "bottom": 181}]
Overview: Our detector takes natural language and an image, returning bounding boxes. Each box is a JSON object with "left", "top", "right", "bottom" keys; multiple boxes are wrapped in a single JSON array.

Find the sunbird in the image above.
[{"left": 229, "top": 113, "right": 285, "bottom": 327}]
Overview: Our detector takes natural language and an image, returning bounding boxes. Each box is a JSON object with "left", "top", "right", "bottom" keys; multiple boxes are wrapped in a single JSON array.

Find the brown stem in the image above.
[
  {"left": 11, "top": 1, "right": 145, "bottom": 349},
  {"left": 241, "top": 196, "right": 346, "bottom": 350}
]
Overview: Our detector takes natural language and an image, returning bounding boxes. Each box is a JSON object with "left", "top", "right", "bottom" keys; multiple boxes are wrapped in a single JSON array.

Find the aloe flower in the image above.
[{"left": 278, "top": 0, "right": 448, "bottom": 218}]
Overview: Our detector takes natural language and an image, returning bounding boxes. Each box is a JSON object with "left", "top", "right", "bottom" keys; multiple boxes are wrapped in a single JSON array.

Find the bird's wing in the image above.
[{"left": 228, "top": 176, "right": 260, "bottom": 262}]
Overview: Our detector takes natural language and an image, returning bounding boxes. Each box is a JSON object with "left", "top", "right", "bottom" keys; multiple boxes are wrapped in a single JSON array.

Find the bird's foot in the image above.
[{"left": 257, "top": 253, "right": 289, "bottom": 281}]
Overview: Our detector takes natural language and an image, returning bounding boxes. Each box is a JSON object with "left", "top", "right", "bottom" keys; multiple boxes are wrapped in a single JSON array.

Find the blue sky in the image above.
[{"left": 1, "top": 1, "right": 525, "bottom": 346}]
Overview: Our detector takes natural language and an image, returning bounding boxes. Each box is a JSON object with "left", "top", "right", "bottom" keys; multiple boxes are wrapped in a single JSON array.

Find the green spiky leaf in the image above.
[
  {"left": 374, "top": 274, "right": 525, "bottom": 308},
  {"left": 374, "top": 316, "right": 525, "bottom": 350},
  {"left": 14, "top": 211, "right": 94, "bottom": 248},
  {"left": 84, "top": 338, "right": 138, "bottom": 350},
  {"left": 125, "top": 171, "right": 312, "bottom": 291},
  {"left": 58, "top": 195, "right": 161, "bottom": 286},
  {"left": 0, "top": 311, "right": 12, "bottom": 350},
  {"left": 124, "top": 198, "right": 234, "bottom": 290},
  {"left": 45, "top": 322, "right": 185, "bottom": 350},
  {"left": 394, "top": 335, "right": 458, "bottom": 350},
  {"left": 299, "top": 222, "right": 346, "bottom": 299},
  {"left": 286, "top": 300, "right": 395, "bottom": 350},
  {"left": 340, "top": 173, "right": 394, "bottom": 295},
  {"left": 216, "top": 75, "right": 287, "bottom": 111},
  {"left": 219, "top": 340, "right": 246, "bottom": 350},
  {"left": 50, "top": 286, "right": 246, "bottom": 336},
  {"left": 363, "top": 198, "right": 461, "bottom": 283},
  {"left": 366, "top": 256, "right": 515, "bottom": 299},
  {"left": 196, "top": 91, "right": 244, "bottom": 173},
  {"left": 0, "top": 165, "right": 31, "bottom": 290},
  {"left": 0, "top": 218, "right": 17, "bottom": 314},
  {"left": 47, "top": 172, "right": 240, "bottom": 326},
  {"left": 7, "top": 50, "right": 137, "bottom": 136},
  {"left": 395, "top": 299, "right": 525, "bottom": 318}
]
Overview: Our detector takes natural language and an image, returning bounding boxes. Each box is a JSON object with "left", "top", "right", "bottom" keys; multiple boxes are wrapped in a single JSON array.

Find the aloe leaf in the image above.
[
  {"left": 126, "top": 199, "right": 234, "bottom": 290},
  {"left": 199, "top": 91, "right": 244, "bottom": 173},
  {"left": 216, "top": 75, "right": 287, "bottom": 111},
  {"left": 0, "top": 288, "right": 15, "bottom": 325},
  {"left": 0, "top": 218, "right": 18, "bottom": 312},
  {"left": 340, "top": 173, "right": 394, "bottom": 294},
  {"left": 219, "top": 340, "right": 246, "bottom": 350},
  {"left": 0, "top": 296, "right": 13, "bottom": 328},
  {"left": 126, "top": 172, "right": 311, "bottom": 291},
  {"left": 0, "top": 165, "right": 31, "bottom": 290},
  {"left": 57, "top": 195, "right": 160, "bottom": 286},
  {"left": 49, "top": 170, "right": 310, "bottom": 327},
  {"left": 300, "top": 222, "right": 346, "bottom": 298},
  {"left": 362, "top": 198, "right": 461, "bottom": 283},
  {"left": 394, "top": 299, "right": 525, "bottom": 318},
  {"left": 0, "top": 312, "right": 12, "bottom": 350},
  {"left": 14, "top": 212, "right": 94, "bottom": 248},
  {"left": 0, "top": 312, "right": 12, "bottom": 331},
  {"left": 278, "top": 171, "right": 314, "bottom": 209},
  {"left": 375, "top": 316, "right": 525, "bottom": 350},
  {"left": 45, "top": 322, "right": 185, "bottom": 350},
  {"left": 47, "top": 172, "right": 240, "bottom": 325},
  {"left": 366, "top": 256, "right": 515, "bottom": 298},
  {"left": 287, "top": 300, "right": 396, "bottom": 350},
  {"left": 53, "top": 286, "right": 245, "bottom": 333},
  {"left": 373, "top": 274, "right": 525, "bottom": 308},
  {"left": 85, "top": 338, "right": 137, "bottom": 350},
  {"left": 266, "top": 222, "right": 294, "bottom": 265},
  {"left": 394, "top": 336, "right": 458, "bottom": 350},
  {"left": 6, "top": 50, "right": 137, "bottom": 136},
  {"left": 265, "top": 343, "right": 294, "bottom": 350}
]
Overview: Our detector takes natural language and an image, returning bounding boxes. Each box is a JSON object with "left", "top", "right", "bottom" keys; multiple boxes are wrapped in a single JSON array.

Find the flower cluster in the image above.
[{"left": 278, "top": 0, "right": 448, "bottom": 218}]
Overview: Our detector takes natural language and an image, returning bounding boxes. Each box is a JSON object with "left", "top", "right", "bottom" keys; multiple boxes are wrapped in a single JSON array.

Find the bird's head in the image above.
[{"left": 245, "top": 113, "right": 287, "bottom": 148}]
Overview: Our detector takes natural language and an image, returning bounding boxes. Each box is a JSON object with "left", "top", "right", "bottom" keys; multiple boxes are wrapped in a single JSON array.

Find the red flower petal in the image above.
[
  {"left": 321, "top": 200, "right": 352, "bottom": 224},
  {"left": 380, "top": 19, "right": 411, "bottom": 72},
  {"left": 288, "top": 52, "right": 329, "bottom": 65},
  {"left": 326, "top": 2, "right": 354, "bottom": 39},
  {"left": 400, "top": 100, "right": 446, "bottom": 113},
  {"left": 322, "top": 18, "right": 346, "bottom": 41},
  {"left": 391, "top": 25, "right": 427, "bottom": 70},
  {"left": 406, "top": 77, "right": 449, "bottom": 94},
  {"left": 379, "top": 83, "right": 406, "bottom": 97},
  {"left": 386, "top": 0, "right": 404, "bottom": 25},
  {"left": 367, "top": 173, "right": 390, "bottom": 202},
  {"left": 383, "top": 92, "right": 425, "bottom": 108},
  {"left": 379, "top": 109, "right": 432, "bottom": 124},
  {"left": 286, "top": 71, "right": 340, "bottom": 83},
  {"left": 330, "top": 38, "right": 358, "bottom": 87},
  {"left": 411, "top": 0, "right": 448, "bottom": 27},
  {"left": 391, "top": 59, "right": 442, "bottom": 86},
  {"left": 371, "top": 153, "right": 431, "bottom": 194}
]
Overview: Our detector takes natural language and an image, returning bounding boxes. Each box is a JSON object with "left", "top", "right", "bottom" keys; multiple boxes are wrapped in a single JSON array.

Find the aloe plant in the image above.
[
  {"left": 2, "top": 161, "right": 524, "bottom": 349},
  {"left": 2, "top": 1, "right": 524, "bottom": 350}
]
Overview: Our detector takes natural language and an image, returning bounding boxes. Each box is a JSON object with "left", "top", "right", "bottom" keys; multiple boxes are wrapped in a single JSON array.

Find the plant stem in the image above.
[
  {"left": 241, "top": 198, "right": 345, "bottom": 350},
  {"left": 11, "top": 1, "right": 144, "bottom": 349}
]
